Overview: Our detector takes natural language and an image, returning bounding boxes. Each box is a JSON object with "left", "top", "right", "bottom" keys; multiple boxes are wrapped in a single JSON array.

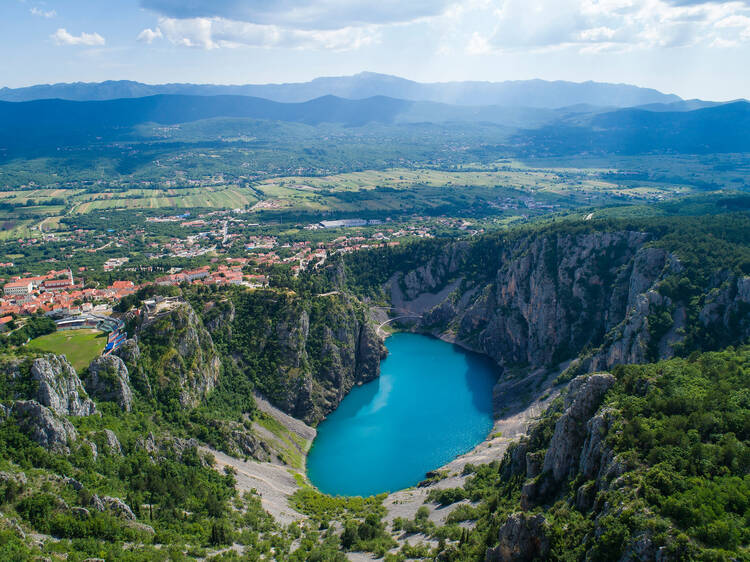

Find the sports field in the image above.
[{"left": 27, "top": 329, "right": 106, "bottom": 372}]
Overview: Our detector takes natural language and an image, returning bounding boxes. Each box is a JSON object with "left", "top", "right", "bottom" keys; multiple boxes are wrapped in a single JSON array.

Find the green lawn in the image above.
[{"left": 27, "top": 329, "right": 106, "bottom": 372}]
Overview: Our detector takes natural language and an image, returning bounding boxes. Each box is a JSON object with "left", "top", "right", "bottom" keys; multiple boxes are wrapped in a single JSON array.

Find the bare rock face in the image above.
[
  {"left": 237, "top": 292, "right": 386, "bottom": 424},
  {"left": 85, "top": 492, "right": 136, "bottom": 520},
  {"left": 30, "top": 354, "right": 96, "bottom": 417},
  {"left": 699, "top": 275, "right": 750, "bottom": 340},
  {"left": 12, "top": 400, "right": 78, "bottom": 453},
  {"left": 543, "top": 374, "right": 616, "bottom": 482},
  {"left": 229, "top": 430, "right": 272, "bottom": 461},
  {"left": 136, "top": 432, "right": 158, "bottom": 456},
  {"left": 355, "top": 321, "right": 387, "bottom": 382},
  {"left": 401, "top": 242, "right": 469, "bottom": 300},
  {"left": 459, "top": 232, "right": 651, "bottom": 369},
  {"left": 114, "top": 338, "right": 140, "bottom": 364},
  {"left": 115, "top": 338, "right": 151, "bottom": 397},
  {"left": 102, "top": 496, "right": 136, "bottom": 520},
  {"left": 393, "top": 232, "right": 750, "bottom": 382},
  {"left": 0, "top": 471, "right": 27, "bottom": 488},
  {"left": 101, "top": 429, "right": 122, "bottom": 455},
  {"left": 521, "top": 373, "right": 615, "bottom": 508},
  {"left": 83, "top": 440, "right": 98, "bottom": 461},
  {"left": 85, "top": 355, "right": 133, "bottom": 412},
  {"left": 485, "top": 513, "right": 550, "bottom": 562},
  {"left": 579, "top": 407, "right": 616, "bottom": 480}
]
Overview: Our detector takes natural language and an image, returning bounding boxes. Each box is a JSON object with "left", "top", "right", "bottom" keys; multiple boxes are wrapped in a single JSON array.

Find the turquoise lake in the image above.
[{"left": 307, "top": 332, "right": 498, "bottom": 497}]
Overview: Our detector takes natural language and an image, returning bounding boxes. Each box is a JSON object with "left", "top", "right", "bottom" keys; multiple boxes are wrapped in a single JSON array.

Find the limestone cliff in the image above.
[
  {"left": 389, "top": 230, "right": 750, "bottom": 377},
  {"left": 85, "top": 355, "right": 133, "bottom": 412},
  {"left": 136, "top": 301, "right": 221, "bottom": 408},
  {"left": 30, "top": 354, "right": 97, "bottom": 417},
  {"left": 11, "top": 400, "right": 79, "bottom": 453},
  {"left": 208, "top": 290, "right": 386, "bottom": 425}
]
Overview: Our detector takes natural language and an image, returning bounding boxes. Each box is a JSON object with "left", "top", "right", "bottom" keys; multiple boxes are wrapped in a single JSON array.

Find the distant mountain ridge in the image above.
[
  {"left": 513, "top": 101, "right": 750, "bottom": 155},
  {"left": 0, "top": 93, "right": 556, "bottom": 131},
  {"left": 1, "top": 92, "right": 747, "bottom": 155},
  {"left": 0, "top": 72, "right": 682, "bottom": 108}
]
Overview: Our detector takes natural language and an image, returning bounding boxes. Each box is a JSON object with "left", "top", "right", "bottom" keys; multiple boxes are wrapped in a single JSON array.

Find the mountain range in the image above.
[
  {"left": 1, "top": 73, "right": 747, "bottom": 155},
  {"left": 0, "top": 72, "right": 684, "bottom": 108}
]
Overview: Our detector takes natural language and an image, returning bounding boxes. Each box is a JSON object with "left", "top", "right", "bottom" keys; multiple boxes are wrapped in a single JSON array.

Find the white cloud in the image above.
[
  {"left": 157, "top": 17, "right": 378, "bottom": 50},
  {"left": 141, "top": 0, "right": 454, "bottom": 31},
  {"left": 51, "top": 28, "right": 106, "bottom": 47},
  {"left": 459, "top": 0, "right": 750, "bottom": 54},
  {"left": 136, "top": 0, "right": 750, "bottom": 54},
  {"left": 137, "top": 27, "right": 163, "bottom": 43},
  {"left": 30, "top": 7, "right": 56, "bottom": 18},
  {"left": 466, "top": 32, "right": 491, "bottom": 54}
]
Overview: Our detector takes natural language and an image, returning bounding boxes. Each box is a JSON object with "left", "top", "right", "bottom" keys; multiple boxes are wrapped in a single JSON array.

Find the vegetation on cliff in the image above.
[
  {"left": 407, "top": 346, "right": 750, "bottom": 561},
  {"left": 344, "top": 211, "right": 750, "bottom": 376},
  {"left": 0, "top": 203, "right": 747, "bottom": 560}
]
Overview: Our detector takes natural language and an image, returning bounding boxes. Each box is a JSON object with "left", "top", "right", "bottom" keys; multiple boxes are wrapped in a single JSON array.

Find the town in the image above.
[
  {"left": 1, "top": 205, "right": 482, "bottom": 329},
  {"left": 0, "top": 210, "right": 474, "bottom": 326}
]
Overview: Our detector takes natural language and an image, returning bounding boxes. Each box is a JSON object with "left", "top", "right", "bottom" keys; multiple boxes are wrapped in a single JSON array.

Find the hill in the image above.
[
  {"left": 1, "top": 94, "right": 747, "bottom": 155},
  {"left": 513, "top": 101, "right": 750, "bottom": 155}
]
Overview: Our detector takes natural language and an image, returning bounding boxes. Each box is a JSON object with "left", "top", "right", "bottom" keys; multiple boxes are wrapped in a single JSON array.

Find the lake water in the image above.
[{"left": 306, "top": 332, "right": 498, "bottom": 497}]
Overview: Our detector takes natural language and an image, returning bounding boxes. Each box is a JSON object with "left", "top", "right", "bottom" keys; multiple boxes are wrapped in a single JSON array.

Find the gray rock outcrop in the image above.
[
  {"left": 115, "top": 338, "right": 151, "bottom": 397},
  {"left": 390, "top": 231, "right": 750, "bottom": 382},
  {"left": 101, "top": 429, "right": 122, "bottom": 455},
  {"left": 30, "top": 355, "right": 96, "bottom": 416},
  {"left": 520, "top": 373, "right": 615, "bottom": 508},
  {"left": 542, "top": 374, "right": 616, "bottom": 482},
  {"left": 226, "top": 291, "right": 386, "bottom": 424},
  {"left": 12, "top": 400, "right": 78, "bottom": 452},
  {"left": 102, "top": 496, "right": 136, "bottom": 520},
  {"left": 485, "top": 513, "right": 550, "bottom": 562},
  {"left": 85, "top": 355, "right": 133, "bottom": 412}
]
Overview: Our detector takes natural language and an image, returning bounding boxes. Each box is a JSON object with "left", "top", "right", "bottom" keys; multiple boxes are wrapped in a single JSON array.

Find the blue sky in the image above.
[{"left": 2, "top": 0, "right": 750, "bottom": 100}]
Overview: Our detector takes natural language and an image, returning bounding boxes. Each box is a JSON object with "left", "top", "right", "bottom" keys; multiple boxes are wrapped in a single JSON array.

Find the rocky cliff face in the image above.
[
  {"left": 492, "top": 372, "right": 628, "bottom": 559},
  {"left": 279, "top": 303, "right": 386, "bottom": 424},
  {"left": 391, "top": 231, "right": 750, "bottom": 376},
  {"left": 215, "top": 291, "right": 386, "bottom": 424},
  {"left": 485, "top": 513, "right": 551, "bottom": 562},
  {"left": 137, "top": 302, "right": 221, "bottom": 408},
  {"left": 85, "top": 355, "right": 133, "bottom": 412},
  {"left": 115, "top": 338, "right": 151, "bottom": 397},
  {"left": 11, "top": 400, "right": 78, "bottom": 453},
  {"left": 520, "top": 373, "right": 615, "bottom": 508},
  {"left": 29, "top": 355, "right": 97, "bottom": 417},
  {"left": 0, "top": 354, "right": 100, "bottom": 452}
]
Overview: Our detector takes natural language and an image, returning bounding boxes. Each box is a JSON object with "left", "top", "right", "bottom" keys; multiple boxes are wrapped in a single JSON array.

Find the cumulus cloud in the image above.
[
  {"left": 30, "top": 7, "right": 56, "bottom": 18},
  {"left": 137, "top": 0, "right": 750, "bottom": 53},
  {"left": 157, "top": 17, "right": 378, "bottom": 50},
  {"left": 51, "top": 28, "right": 106, "bottom": 46},
  {"left": 137, "top": 27, "right": 163, "bottom": 43},
  {"left": 664, "top": 0, "right": 750, "bottom": 5},
  {"left": 462, "top": 0, "right": 750, "bottom": 53},
  {"left": 141, "top": 0, "right": 453, "bottom": 30}
]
